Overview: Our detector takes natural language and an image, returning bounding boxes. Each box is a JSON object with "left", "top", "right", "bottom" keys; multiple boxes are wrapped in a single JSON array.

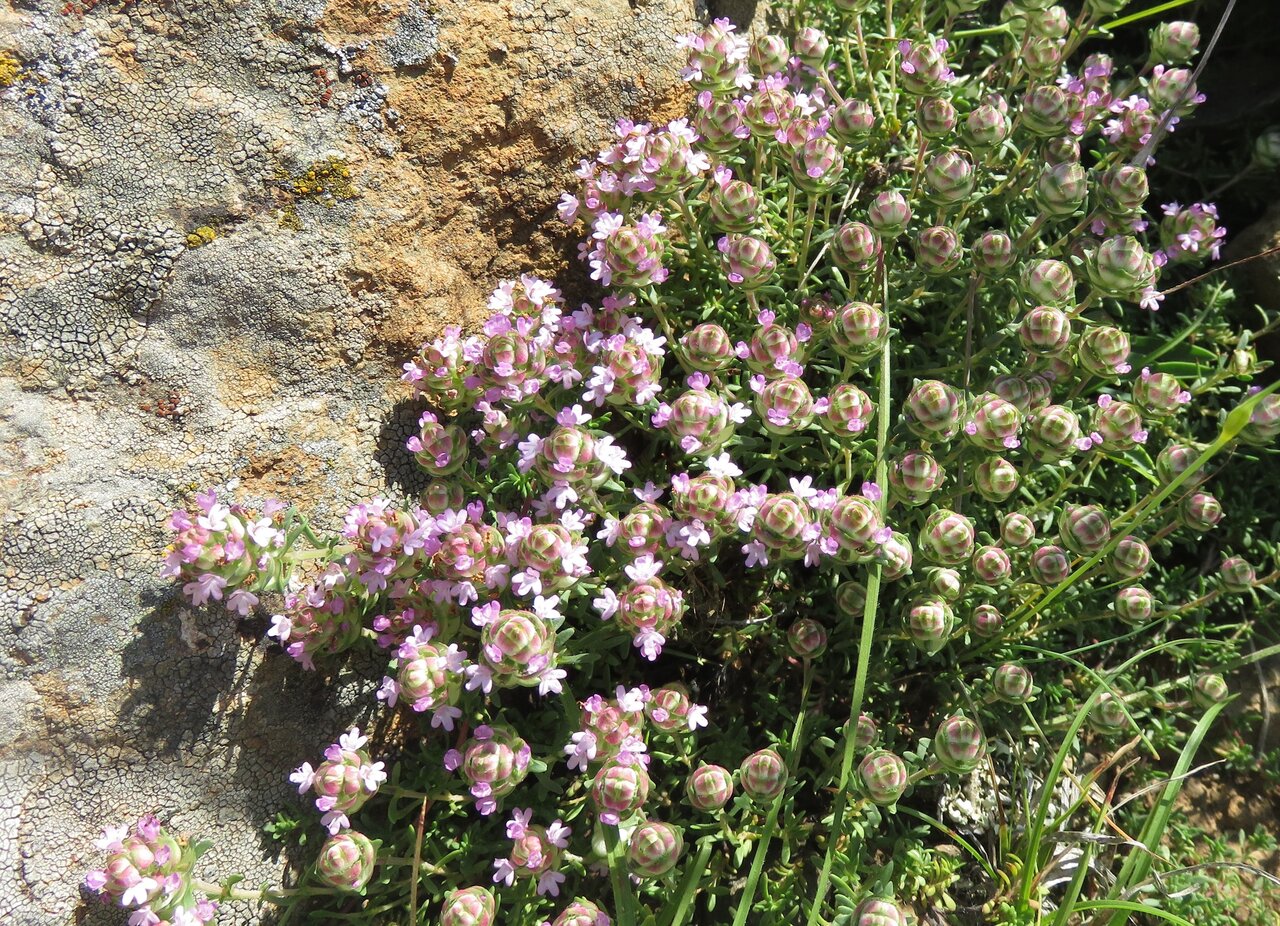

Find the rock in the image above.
[{"left": 0, "top": 0, "right": 696, "bottom": 922}]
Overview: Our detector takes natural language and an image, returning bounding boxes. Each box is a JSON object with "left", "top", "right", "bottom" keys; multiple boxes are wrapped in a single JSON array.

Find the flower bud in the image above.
[
  {"left": 1088, "top": 236, "right": 1156, "bottom": 297},
  {"left": 1253, "top": 127, "right": 1280, "bottom": 168},
  {"left": 1090, "top": 692, "right": 1129, "bottom": 733},
  {"left": 441, "top": 886, "right": 498, "bottom": 926},
  {"left": 1078, "top": 328, "right": 1132, "bottom": 380},
  {"left": 821, "top": 383, "right": 875, "bottom": 438},
  {"left": 1149, "top": 65, "right": 1201, "bottom": 116},
  {"left": 1018, "top": 307, "right": 1071, "bottom": 357},
  {"left": 646, "top": 684, "right": 693, "bottom": 733},
  {"left": 1160, "top": 203, "right": 1226, "bottom": 265},
  {"left": 740, "top": 748, "right": 788, "bottom": 801},
  {"left": 917, "top": 98, "right": 957, "bottom": 140},
  {"left": 1150, "top": 21, "right": 1199, "bottom": 64},
  {"left": 964, "top": 102, "right": 1010, "bottom": 149},
  {"left": 973, "top": 545, "right": 1012, "bottom": 584},
  {"left": 908, "top": 596, "right": 955, "bottom": 655},
  {"left": 749, "top": 34, "right": 789, "bottom": 77},
  {"left": 1155, "top": 442, "right": 1207, "bottom": 486},
  {"left": 756, "top": 376, "right": 815, "bottom": 435},
  {"left": 1024, "top": 404, "right": 1085, "bottom": 463},
  {"left": 1191, "top": 674, "right": 1229, "bottom": 710},
  {"left": 832, "top": 99, "right": 876, "bottom": 145},
  {"left": 1022, "top": 259, "right": 1076, "bottom": 307},
  {"left": 756, "top": 493, "right": 812, "bottom": 559},
  {"left": 837, "top": 581, "right": 868, "bottom": 617},
  {"left": 1094, "top": 399, "right": 1146, "bottom": 452},
  {"left": 1115, "top": 586, "right": 1156, "bottom": 625},
  {"left": 926, "top": 567, "right": 963, "bottom": 601},
  {"left": 718, "top": 234, "right": 776, "bottom": 289},
  {"left": 1021, "top": 85, "right": 1069, "bottom": 136},
  {"left": 1030, "top": 544, "right": 1072, "bottom": 586},
  {"left": 681, "top": 323, "right": 735, "bottom": 373},
  {"left": 898, "top": 39, "right": 951, "bottom": 96},
  {"left": 707, "top": 180, "right": 760, "bottom": 232},
  {"left": 905, "top": 380, "right": 965, "bottom": 441},
  {"left": 854, "top": 898, "right": 906, "bottom": 926},
  {"left": 790, "top": 136, "right": 845, "bottom": 192},
  {"left": 1060, "top": 504, "right": 1111, "bottom": 556},
  {"left": 316, "top": 830, "right": 377, "bottom": 891},
  {"left": 794, "top": 27, "right": 830, "bottom": 67},
  {"left": 890, "top": 451, "right": 945, "bottom": 506},
  {"left": 1035, "top": 162, "right": 1087, "bottom": 217},
  {"left": 1179, "top": 491, "right": 1223, "bottom": 532},
  {"left": 695, "top": 98, "right": 748, "bottom": 153},
  {"left": 668, "top": 388, "right": 734, "bottom": 453},
  {"left": 829, "top": 494, "right": 886, "bottom": 560},
  {"left": 974, "top": 456, "right": 1020, "bottom": 502},
  {"left": 1133, "top": 369, "right": 1189, "bottom": 418},
  {"left": 971, "top": 230, "right": 1016, "bottom": 276},
  {"left": 831, "top": 222, "right": 881, "bottom": 272},
  {"left": 993, "top": 663, "right": 1035, "bottom": 703},
  {"left": 627, "top": 822, "right": 683, "bottom": 878},
  {"left": 1099, "top": 165, "right": 1149, "bottom": 215},
  {"left": 933, "top": 714, "right": 987, "bottom": 773},
  {"left": 553, "top": 899, "right": 610, "bottom": 926},
  {"left": 686, "top": 764, "right": 735, "bottom": 812},
  {"left": 855, "top": 713, "right": 879, "bottom": 749},
  {"left": 859, "top": 751, "right": 910, "bottom": 805},
  {"left": 592, "top": 759, "right": 651, "bottom": 820},
  {"left": 924, "top": 150, "right": 975, "bottom": 204},
  {"left": 1220, "top": 556, "right": 1256, "bottom": 593},
  {"left": 878, "top": 531, "right": 915, "bottom": 581},
  {"left": 1001, "top": 512, "right": 1036, "bottom": 548},
  {"left": 966, "top": 394, "right": 1022, "bottom": 452},
  {"left": 1108, "top": 536, "right": 1151, "bottom": 580},
  {"left": 919, "top": 509, "right": 975, "bottom": 565},
  {"left": 830, "top": 302, "right": 887, "bottom": 358},
  {"left": 424, "top": 480, "right": 465, "bottom": 514},
  {"left": 916, "top": 226, "right": 963, "bottom": 274},
  {"left": 1044, "top": 136, "right": 1080, "bottom": 165},
  {"left": 867, "top": 190, "right": 912, "bottom": 238},
  {"left": 787, "top": 618, "right": 828, "bottom": 660},
  {"left": 971, "top": 604, "right": 1004, "bottom": 637},
  {"left": 459, "top": 725, "right": 531, "bottom": 808}
]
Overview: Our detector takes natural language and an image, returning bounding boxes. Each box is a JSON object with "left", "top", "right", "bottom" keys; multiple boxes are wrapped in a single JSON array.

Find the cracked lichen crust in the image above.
[{"left": 0, "top": 0, "right": 694, "bottom": 922}]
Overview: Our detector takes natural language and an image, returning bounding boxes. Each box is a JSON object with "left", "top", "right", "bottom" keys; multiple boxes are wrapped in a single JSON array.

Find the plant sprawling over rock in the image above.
[{"left": 85, "top": 3, "right": 1280, "bottom": 925}]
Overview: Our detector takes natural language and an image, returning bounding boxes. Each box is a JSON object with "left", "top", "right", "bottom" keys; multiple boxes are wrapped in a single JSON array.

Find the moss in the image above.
[
  {"left": 0, "top": 51, "right": 22, "bottom": 87},
  {"left": 289, "top": 157, "right": 358, "bottom": 206}
]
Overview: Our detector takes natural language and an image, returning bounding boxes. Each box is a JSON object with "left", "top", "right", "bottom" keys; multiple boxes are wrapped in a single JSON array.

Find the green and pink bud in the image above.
[
  {"left": 1019, "top": 306, "right": 1072, "bottom": 357},
  {"left": 908, "top": 596, "right": 955, "bottom": 655},
  {"left": 740, "top": 748, "right": 789, "bottom": 801},
  {"left": 832, "top": 99, "right": 875, "bottom": 146},
  {"left": 718, "top": 234, "right": 776, "bottom": 289},
  {"left": 830, "top": 302, "right": 887, "bottom": 359},
  {"left": 820, "top": 383, "right": 875, "bottom": 438},
  {"left": 1179, "top": 491, "right": 1223, "bottom": 532},
  {"left": 890, "top": 450, "right": 946, "bottom": 506},
  {"left": 316, "top": 830, "right": 377, "bottom": 892},
  {"left": 1108, "top": 536, "right": 1151, "bottom": 580},
  {"left": 1060, "top": 504, "right": 1112, "bottom": 556},
  {"left": 627, "top": 822, "right": 683, "bottom": 878},
  {"left": 859, "top": 751, "right": 910, "bottom": 805},
  {"left": 440, "top": 886, "right": 498, "bottom": 926},
  {"left": 933, "top": 714, "right": 987, "bottom": 773},
  {"left": 1220, "top": 556, "right": 1256, "bottom": 593},
  {"left": 1021, "top": 259, "right": 1076, "bottom": 307},
  {"left": 867, "top": 190, "right": 912, "bottom": 239},
  {"left": 1035, "top": 162, "right": 1087, "bottom": 217},
  {"left": 787, "top": 618, "right": 829, "bottom": 660},
  {"left": 916, "top": 226, "right": 963, "bottom": 274},
  {"left": 1115, "top": 586, "right": 1156, "bottom": 625},
  {"left": 1134, "top": 368, "right": 1191, "bottom": 417},
  {"left": 1030, "top": 544, "right": 1072, "bottom": 586},
  {"left": 591, "top": 759, "right": 651, "bottom": 822},
  {"left": 974, "top": 456, "right": 1020, "bottom": 502},
  {"left": 686, "top": 764, "right": 735, "bottom": 812},
  {"left": 919, "top": 509, "right": 975, "bottom": 566},
  {"left": 748, "top": 34, "right": 789, "bottom": 77},
  {"left": 963, "top": 102, "right": 1010, "bottom": 149},
  {"left": 1150, "top": 21, "right": 1200, "bottom": 64},
  {"left": 918, "top": 97, "right": 957, "bottom": 138},
  {"left": 972, "top": 230, "right": 1016, "bottom": 276},
  {"left": 992, "top": 664, "right": 1034, "bottom": 704},
  {"left": 707, "top": 179, "right": 760, "bottom": 233},
  {"left": 1001, "top": 512, "right": 1037, "bottom": 548},
  {"left": 552, "top": 899, "right": 611, "bottom": 926},
  {"left": 1191, "top": 674, "right": 1229, "bottom": 710},
  {"left": 971, "top": 604, "right": 1004, "bottom": 637},
  {"left": 1078, "top": 327, "right": 1132, "bottom": 378},
  {"left": 853, "top": 898, "right": 906, "bottom": 926},
  {"left": 905, "top": 380, "right": 965, "bottom": 441},
  {"left": 831, "top": 223, "right": 881, "bottom": 272},
  {"left": 924, "top": 150, "right": 974, "bottom": 204},
  {"left": 972, "top": 545, "right": 1012, "bottom": 584}
]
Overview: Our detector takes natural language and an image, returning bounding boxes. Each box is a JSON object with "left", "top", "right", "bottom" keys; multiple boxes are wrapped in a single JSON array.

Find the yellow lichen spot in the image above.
[
  {"left": 289, "top": 157, "right": 358, "bottom": 207},
  {"left": 277, "top": 203, "right": 303, "bottom": 231},
  {"left": 184, "top": 225, "right": 218, "bottom": 249},
  {"left": 0, "top": 51, "right": 22, "bottom": 87}
]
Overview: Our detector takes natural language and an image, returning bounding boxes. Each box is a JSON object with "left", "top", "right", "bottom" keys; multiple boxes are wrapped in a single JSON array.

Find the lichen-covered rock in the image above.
[{"left": 0, "top": 0, "right": 697, "bottom": 922}]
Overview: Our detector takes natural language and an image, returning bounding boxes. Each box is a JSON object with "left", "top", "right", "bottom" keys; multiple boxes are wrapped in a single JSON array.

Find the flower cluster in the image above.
[{"left": 118, "top": 5, "right": 1280, "bottom": 926}]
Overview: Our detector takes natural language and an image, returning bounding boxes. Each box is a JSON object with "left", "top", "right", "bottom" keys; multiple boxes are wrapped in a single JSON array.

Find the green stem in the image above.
[
  {"left": 805, "top": 261, "right": 893, "bottom": 926},
  {"left": 605, "top": 824, "right": 640, "bottom": 926}
]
